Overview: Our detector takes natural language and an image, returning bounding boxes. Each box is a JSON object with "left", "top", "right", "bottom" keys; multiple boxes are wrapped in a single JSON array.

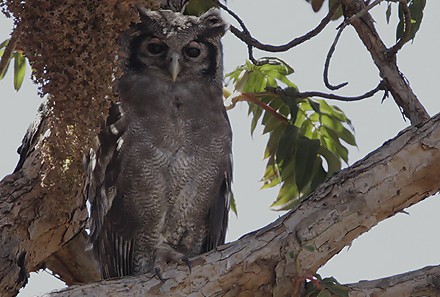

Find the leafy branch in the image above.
[
  {"left": 226, "top": 59, "right": 358, "bottom": 209},
  {"left": 0, "top": 24, "right": 27, "bottom": 91}
]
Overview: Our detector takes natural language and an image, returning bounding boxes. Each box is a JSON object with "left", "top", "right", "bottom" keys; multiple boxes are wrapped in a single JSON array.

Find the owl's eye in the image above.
[
  {"left": 147, "top": 38, "right": 166, "bottom": 56},
  {"left": 184, "top": 42, "right": 202, "bottom": 59}
]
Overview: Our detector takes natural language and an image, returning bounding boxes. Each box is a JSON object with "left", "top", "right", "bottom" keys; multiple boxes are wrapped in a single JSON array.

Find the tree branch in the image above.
[
  {"left": 268, "top": 81, "right": 387, "bottom": 102},
  {"left": 323, "top": 25, "right": 349, "bottom": 90},
  {"left": 225, "top": 2, "right": 340, "bottom": 53},
  {"left": 227, "top": 93, "right": 289, "bottom": 124},
  {"left": 347, "top": 265, "right": 440, "bottom": 296},
  {"left": 339, "top": 0, "right": 429, "bottom": 125},
  {"left": 44, "top": 112, "right": 440, "bottom": 296}
]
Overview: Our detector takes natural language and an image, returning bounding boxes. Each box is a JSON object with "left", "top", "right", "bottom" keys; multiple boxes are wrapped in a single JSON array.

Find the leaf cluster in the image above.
[
  {"left": 227, "top": 59, "right": 356, "bottom": 210},
  {"left": 0, "top": 39, "right": 26, "bottom": 91}
]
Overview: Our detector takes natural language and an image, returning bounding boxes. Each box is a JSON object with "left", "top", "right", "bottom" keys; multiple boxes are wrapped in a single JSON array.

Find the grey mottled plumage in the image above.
[{"left": 85, "top": 8, "right": 232, "bottom": 279}]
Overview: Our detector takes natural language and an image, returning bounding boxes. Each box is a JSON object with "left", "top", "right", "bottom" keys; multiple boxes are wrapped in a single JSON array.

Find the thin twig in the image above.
[
  {"left": 0, "top": 24, "right": 21, "bottom": 77},
  {"left": 325, "top": 0, "right": 385, "bottom": 91},
  {"left": 268, "top": 81, "right": 386, "bottom": 102},
  {"left": 216, "top": 1, "right": 258, "bottom": 62},
  {"left": 323, "top": 25, "right": 348, "bottom": 90},
  {"left": 387, "top": 0, "right": 412, "bottom": 56},
  {"left": 224, "top": 2, "right": 340, "bottom": 53}
]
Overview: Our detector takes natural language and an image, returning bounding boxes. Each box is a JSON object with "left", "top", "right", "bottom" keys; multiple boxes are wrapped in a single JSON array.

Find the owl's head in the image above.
[{"left": 124, "top": 8, "right": 227, "bottom": 83}]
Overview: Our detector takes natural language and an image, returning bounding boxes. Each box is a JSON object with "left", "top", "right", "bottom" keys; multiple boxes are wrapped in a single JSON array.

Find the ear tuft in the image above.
[{"left": 199, "top": 9, "right": 228, "bottom": 38}]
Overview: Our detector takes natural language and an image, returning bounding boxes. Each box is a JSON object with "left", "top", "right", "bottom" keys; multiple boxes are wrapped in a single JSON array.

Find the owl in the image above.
[{"left": 85, "top": 7, "right": 232, "bottom": 280}]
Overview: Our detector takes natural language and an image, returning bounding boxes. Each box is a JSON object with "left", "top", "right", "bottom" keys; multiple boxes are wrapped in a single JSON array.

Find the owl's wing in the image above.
[
  {"left": 203, "top": 114, "right": 233, "bottom": 252},
  {"left": 85, "top": 102, "right": 133, "bottom": 278}
]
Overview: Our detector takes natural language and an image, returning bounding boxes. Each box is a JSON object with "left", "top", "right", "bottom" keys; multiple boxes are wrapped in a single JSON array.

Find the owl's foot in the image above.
[{"left": 154, "top": 243, "right": 191, "bottom": 282}]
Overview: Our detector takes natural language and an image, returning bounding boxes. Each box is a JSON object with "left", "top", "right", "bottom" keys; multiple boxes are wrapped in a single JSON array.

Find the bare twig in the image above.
[
  {"left": 323, "top": 0, "right": 387, "bottom": 91},
  {"left": 268, "top": 81, "right": 387, "bottom": 102},
  {"left": 323, "top": 25, "right": 348, "bottom": 90},
  {"left": 387, "top": 0, "right": 412, "bottom": 56},
  {"left": 223, "top": 2, "right": 340, "bottom": 53},
  {"left": 0, "top": 25, "right": 21, "bottom": 77},
  {"left": 324, "top": 0, "right": 383, "bottom": 91},
  {"left": 216, "top": 1, "right": 257, "bottom": 62}
]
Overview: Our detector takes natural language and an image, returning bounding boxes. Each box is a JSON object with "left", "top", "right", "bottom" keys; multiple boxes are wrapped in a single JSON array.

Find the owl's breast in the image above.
[{"left": 119, "top": 74, "right": 230, "bottom": 153}]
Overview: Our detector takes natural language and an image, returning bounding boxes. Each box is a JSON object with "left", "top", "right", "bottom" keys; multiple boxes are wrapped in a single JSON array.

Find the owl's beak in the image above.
[{"left": 169, "top": 54, "right": 181, "bottom": 82}]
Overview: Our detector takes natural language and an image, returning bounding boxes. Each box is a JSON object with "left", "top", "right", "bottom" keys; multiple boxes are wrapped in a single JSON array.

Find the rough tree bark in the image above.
[{"left": 0, "top": 0, "right": 438, "bottom": 296}]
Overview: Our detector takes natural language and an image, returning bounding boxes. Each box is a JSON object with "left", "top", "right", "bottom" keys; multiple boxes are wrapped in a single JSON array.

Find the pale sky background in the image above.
[{"left": 0, "top": 1, "right": 439, "bottom": 296}]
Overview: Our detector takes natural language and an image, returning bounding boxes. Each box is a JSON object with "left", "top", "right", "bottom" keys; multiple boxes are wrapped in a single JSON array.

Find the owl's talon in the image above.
[
  {"left": 153, "top": 243, "right": 192, "bottom": 279},
  {"left": 181, "top": 256, "right": 191, "bottom": 273},
  {"left": 154, "top": 267, "right": 168, "bottom": 283}
]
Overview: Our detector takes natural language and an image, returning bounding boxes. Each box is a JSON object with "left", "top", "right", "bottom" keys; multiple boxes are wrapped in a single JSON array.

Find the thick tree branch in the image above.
[
  {"left": 347, "top": 265, "right": 440, "bottom": 296},
  {"left": 45, "top": 113, "right": 440, "bottom": 296},
  {"left": 0, "top": 107, "right": 90, "bottom": 296},
  {"left": 44, "top": 233, "right": 100, "bottom": 285},
  {"left": 339, "top": 0, "right": 429, "bottom": 125}
]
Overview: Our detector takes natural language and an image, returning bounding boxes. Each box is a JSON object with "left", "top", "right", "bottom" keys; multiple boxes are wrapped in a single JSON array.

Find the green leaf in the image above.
[
  {"left": 329, "top": 0, "right": 343, "bottom": 20},
  {"left": 184, "top": 0, "right": 217, "bottom": 16},
  {"left": 276, "top": 125, "right": 298, "bottom": 161},
  {"left": 230, "top": 193, "right": 238, "bottom": 217},
  {"left": 310, "top": 159, "right": 328, "bottom": 190},
  {"left": 265, "top": 125, "right": 285, "bottom": 159},
  {"left": 250, "top": 106, "right": 263, "bottom": 136},
  {"left": 0, "top": 56, "right": 11, "bottom": 79},
  {"left": 295, "top": 137, "right": 320, "bottom": 192},
  {"left": 0, "top": 39, "right": 9, "bottom": 49},
  {"left": 386, "top": 2, "right": 392, "bottom": 24},
  {"left": 271, "top": 177, "right": 299, "bottom": 209},
  {"left": 316, "top": 289, "right": 332, "bottom": 297},
  {"left": 262, "top": 116, "right": 283, "bottom": 134},
  {"left": 311, "top": 0, "right": 324, "bottom": 12},
  {"left": 13, "top": 52, "right": 26, "bottom": 91},
  {"left": 396, "top": 0, "right": 426, "bottom": 42},
  {"left": 318, "top": 146, "right": 341, "bottom": 176}
]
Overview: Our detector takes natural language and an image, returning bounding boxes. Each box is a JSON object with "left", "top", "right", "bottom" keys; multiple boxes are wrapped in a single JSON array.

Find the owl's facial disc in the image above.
[{"left": 168, "top": 41, "right": 205, "bottom": 82}]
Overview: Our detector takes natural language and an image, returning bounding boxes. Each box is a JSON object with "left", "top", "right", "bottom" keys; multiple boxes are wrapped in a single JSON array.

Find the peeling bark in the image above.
[{"left": 43, "top": 113, "right": 440, "bottom": 296}]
